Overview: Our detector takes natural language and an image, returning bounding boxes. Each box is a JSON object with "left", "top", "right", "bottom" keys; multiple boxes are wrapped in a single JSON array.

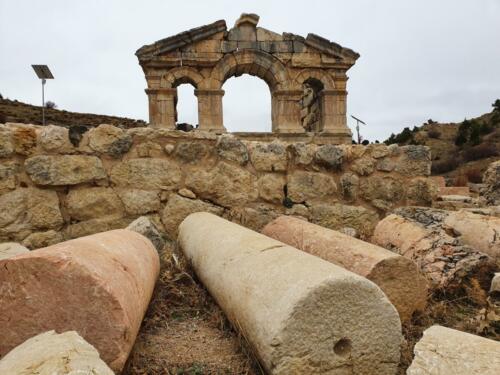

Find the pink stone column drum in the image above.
[
  {"left": 262, "top": 216, "right": 428, "bottom": 322},
  {"left": 0, "top": 229, "right": 160, "bottom": 373}
]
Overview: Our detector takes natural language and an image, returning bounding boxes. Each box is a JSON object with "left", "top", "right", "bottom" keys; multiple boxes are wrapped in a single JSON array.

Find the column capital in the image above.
[
  {"left": 145, "top": 88, "right": 177, "bottom": 95},
  {"left": 194, "top": 89, "right": 225, "bottom": 96},
  {"left": 320, "top": 89, "right": 348, "bottom": 96}
]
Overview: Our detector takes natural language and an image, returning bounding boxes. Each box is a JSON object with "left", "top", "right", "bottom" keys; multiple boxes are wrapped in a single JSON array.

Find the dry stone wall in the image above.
[{"left": 0, "top": 122, "right": 434, "bottom": 246}]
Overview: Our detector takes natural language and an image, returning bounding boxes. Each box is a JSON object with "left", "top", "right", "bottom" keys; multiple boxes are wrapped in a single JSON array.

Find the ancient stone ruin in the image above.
[
  {"left": 136, "top": 13, "right": 359, "bottom": 143},
  {"left": 1, "top": 12, "right": 500, "bottom": 375}
]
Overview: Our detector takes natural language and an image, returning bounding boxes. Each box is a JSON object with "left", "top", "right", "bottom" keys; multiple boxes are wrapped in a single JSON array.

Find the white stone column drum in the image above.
[{"left": 178, "top": 212, "right": 402, "bottom": 375}]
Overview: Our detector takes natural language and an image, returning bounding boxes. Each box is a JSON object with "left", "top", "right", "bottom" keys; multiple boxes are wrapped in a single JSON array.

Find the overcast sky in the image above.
[{"left": 1, "top": 0, "right": 499, "bottom": 140}]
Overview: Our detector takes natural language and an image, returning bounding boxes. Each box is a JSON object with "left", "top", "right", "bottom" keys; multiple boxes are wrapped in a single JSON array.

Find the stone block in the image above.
[
  {"left": 407, "top": 325, "right": 500, "bottom": 374},
  {"left": 66, "top": 187, "right": 125, "bottom": 221},
  {"left": 117, "top": 188, "right": 161, "bottom": 215},
  {"left": 0, "top": 242, "right": 29, "bottom": 261},
  {"left": 25, "top": 155, "right": 107, "bottom": 186},
  {"left": 110, "top": 158, "right": 181, "bottom": 190},
  {"left": 287, "top": 171, "right": 336, "bottom": 203},
  {"left": 88, "top": 124, "right": 133, "bottom": 157},
  {"left": 249, "top": 142, "right": 287, "bottom": 172},
  {"left": 0, "top": 330, "right": 113, "bottom": 375},
  {"left": 38, "top": 125, "right": 74, "bottom": 153}
]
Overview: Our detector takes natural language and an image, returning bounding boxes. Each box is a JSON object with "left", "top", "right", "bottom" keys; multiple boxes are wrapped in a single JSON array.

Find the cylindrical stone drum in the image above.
[
  {"left": 262, "top": 215, "right": 428, "bottom": 322},
  {"left": 0, "top": 229, "right": 160, "bottom": 372},
  {"left": 179, "top": 212, "right": 402, "bottom": 375}
]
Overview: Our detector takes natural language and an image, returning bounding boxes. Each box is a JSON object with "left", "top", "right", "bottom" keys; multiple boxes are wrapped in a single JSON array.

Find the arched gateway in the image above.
[{"left": 136, "top": 13, "right": 359, "bottom": 143}]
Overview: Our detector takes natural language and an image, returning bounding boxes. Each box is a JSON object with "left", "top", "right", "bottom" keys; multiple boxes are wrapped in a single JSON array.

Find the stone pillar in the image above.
[
  {"left": 272, "top": 90, "right": 304, "bottom": 133},
  {"left": 320, "top": 89, "right": 352, "bottom": 138},
  {"left": 179, "top": 212, "right": 402, "bottom": 375},
  {"left": 195, "top": 89, "right": 226, "bottom": 132},
  {"left": 145, "top": 88, "right": 177, "bottom": 128}
]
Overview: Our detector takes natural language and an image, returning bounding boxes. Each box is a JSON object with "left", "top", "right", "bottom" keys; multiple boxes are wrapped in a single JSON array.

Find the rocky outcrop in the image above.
[
  {"left": 262, "top": 216, "right": 428, "bottom": 322},
  {"left": 407, "top": 325, "right": 500, "bottom": 374},
  {"left": 0, "top": 330, "right": 114, "bottom": 375},
  {"left": 0, "top": 229, "right": 160, "bottom": 372},
  {"left": 179, "top": 212, "right": 402, "bottom": 375}
]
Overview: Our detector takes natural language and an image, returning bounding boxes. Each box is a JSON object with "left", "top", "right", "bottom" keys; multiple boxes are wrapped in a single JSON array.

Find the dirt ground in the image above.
[{"left": 124, "top": 243, "right": 499, "bottom": 375}]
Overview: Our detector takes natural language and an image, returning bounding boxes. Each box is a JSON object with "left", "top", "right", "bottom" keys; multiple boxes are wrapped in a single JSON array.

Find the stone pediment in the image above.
[{"left": 136, "top": 14, "right": 359, "bottom": 66}]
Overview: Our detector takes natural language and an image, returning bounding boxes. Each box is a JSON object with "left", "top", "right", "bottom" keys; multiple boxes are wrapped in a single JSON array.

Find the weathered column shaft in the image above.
[
  {"left": 262, "top": 216, "right": 428, "bottom": 322},
  {"left": 195, "top": 89, "right": 226, "bottom": 132},
  {"left": 0, "top": 229, "right": 160, "bottom": 373},
  {"left": 145, "top": 88, "right": 177, "bottom": 128},
  {"left": 272, "top": 90, "right": 304, "bottom": 133},
  {"left": 179, "top": 212, "right": 402, "bottom": 375},
  {"left": 320, "top": 89, "right": 351, "bottom": 136}
]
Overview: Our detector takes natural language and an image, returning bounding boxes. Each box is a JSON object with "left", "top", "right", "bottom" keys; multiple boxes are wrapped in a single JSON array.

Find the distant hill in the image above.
[
  {"left": 384, "top": 100, "right": 500, "bottom": 182},
  {"left": 0, "top": 97, "right": 146, "bottom": 129}
]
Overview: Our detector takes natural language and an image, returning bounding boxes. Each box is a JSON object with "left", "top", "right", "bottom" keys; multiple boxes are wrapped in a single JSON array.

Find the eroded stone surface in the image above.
[
  {"left": 161, "top": 194, "right": 224, "bottom": 238},
  {"left": 66, "top": 187, "right": 124, "bottom": 221},
  {"left": 483, "top": 160, "right": 500, "bottom": 205},
  {"left": 88, "top": 124, "right": 133, "bottom": 157},
  {"left": 25, "top": 155, "right": 107, "bottom": 185},
  {"left": 262, "top": 216, "right": 428, "bottom": 322},
  {"left": 110, "top": 158, "right": 181, "bottom": 190},
  {"left": 0, "top": 242, "right": 29, "bottom": 260},
  {"left": 287, "top": 171, "right": 336, "bottom": 203},
  {"left": 249, "top": 142, "right": 287, "bottom": 172},
  {"left": 179, "top": 213, "right": 402, "bottom": 375},
  {"left": 216, "top": 134, "right": 248, "bottom": 165},
  {"left": 0, "top": 229, "right": 160, "bottom": 372},
  {"left": 310, "top": 203, "right": 379, "bottom": 239},
  {"left": 117, "top": 188, "right": 161, "bottom": 215},
  {"left": 407, "top": 325, "right": 500, "bottom": 374},
  {"left": 127, "top": 216, "right": 165, "bottom": 252},
  {"left": 0, "top": 330, "right": 114, "bottom": 375}
]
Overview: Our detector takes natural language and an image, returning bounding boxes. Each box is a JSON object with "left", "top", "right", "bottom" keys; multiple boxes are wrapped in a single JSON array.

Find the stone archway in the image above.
[{"left": 136, "top": 13, "right": 359, "bottom": 142}]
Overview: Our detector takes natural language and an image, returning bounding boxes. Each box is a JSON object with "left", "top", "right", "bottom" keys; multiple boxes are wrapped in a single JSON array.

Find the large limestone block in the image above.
[
  {"left": 444, "top": 210, "right": 500, "bottom": 263},
  {"left": 0, "top": 330, "right": 113, "bottom": 375},
  {"left": 407, "top": 325, "right": 500, "bottom": 374},
  {"left": 0, "top": 242, "right": 29, "bottom": 260},
  {"left": 179, "top": 212, "right": 402, "bottom": 375},
  {"left": 287, "top": 170, "right": 337, "bottom": 203},
  {"left": 262, "top": 216, "right": 428, "bottom": 322},
  {"left": 110, "top": 158, "right": 181, "bottom": 190},
  {"left": 88, "top": 124, "right": 132, "bottom": 157},
  {"left": 25, "top": 155, "right": 107, "bottom": 185},
  {"left": 0, "top": 188, "right": 63, "bottom": 241},
  {"left": 66, "top": 186, "right": 125, "bottom": 221},
  {"left": 0, "top": 229, "right": 160, "bottom": 372}
]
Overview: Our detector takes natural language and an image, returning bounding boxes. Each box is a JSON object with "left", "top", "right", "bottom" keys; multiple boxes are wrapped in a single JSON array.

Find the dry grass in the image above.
[{"left": 124, "top": 242, "right": 263, "bottom": 375}]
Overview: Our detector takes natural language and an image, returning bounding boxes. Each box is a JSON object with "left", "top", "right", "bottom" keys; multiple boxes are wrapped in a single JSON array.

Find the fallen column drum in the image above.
[
  {"left": 179, "top": 212, "right": 402, "bottom": 375},
  {"left": 0, "top": 229, "right": 160, "bottom": 372},
  {"left": 262, "top": 215, "right": 428, "bottom": 323}
]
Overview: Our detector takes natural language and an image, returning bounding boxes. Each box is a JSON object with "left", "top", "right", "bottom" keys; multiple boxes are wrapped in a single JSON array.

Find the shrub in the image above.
[
  {"left": 0, "top": 111, "right": 6, "bottom": 123},
  {"left": 465, "top": 168, "right": 483, "bottom": 183},
  {"left": 45, "top": 101, "right": 57, "bottom": 109},
  {"left": 361, "top": 140, "right": 369, "bottom": 145},
  {"left": 427, "top": 129, "right": 441, "bottom": 139},
  {"left": 493, "top": 99, "right": 500, "bottom": 112},
  {"left": 431, "top": 158, "right": 459, "bottom": 174},
  {"left": 462, "top": 143, "right": 498, "bottom": 161}
]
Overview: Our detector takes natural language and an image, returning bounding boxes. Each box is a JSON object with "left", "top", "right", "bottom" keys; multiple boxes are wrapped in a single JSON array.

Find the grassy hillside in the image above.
[
  {"left": 385, "top": 100, "right": 500, "bottom": 182},
  {"left": 0, "top": 97, "right": 146, "bottom": 129}
]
